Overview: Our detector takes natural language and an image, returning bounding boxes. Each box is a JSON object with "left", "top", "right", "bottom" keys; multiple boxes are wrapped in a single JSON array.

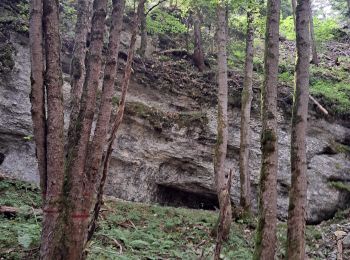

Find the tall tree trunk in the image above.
[
  {"left": 67, "top": 0, "right": 92, "bottom": 145},
  {"left": 29, "top": 0, "right": 47, "bottom": 200},
  {"left": 139, "top": 3, "right": 147, "bottom": 57},
  {"left": 84, "top": 0, "right": 126, "bottom": 241},
  {"left": 291, "top": 0, "right": 297, "bottom": 27},
  {"left": 63, "top": 0, "right": 108, "bottom": 258},
  {"left": 286, "top": 0, "right": 310, "bottom": 259},
  {"left": 213, "top": 4, "right": 232, "bottom": 259},
  {"left": 85, "top": 0, "right": 126, "bottom": 204},
  {"left": 239, "top": 5, "right": 255, "bottom": 213},
  {"left": 88, "top": 0, "right": 146, "bottom": 241},
  {"left": 193, "top": 13, "right": 205, "bottom": 71},
  {"left": 309, "top": 3, "right": 319, "bottom": 65},
  {"left": 253, "top": 0, "right": 280, "bottom": 259},
  {"left": 40, "top": 0, "right": 65, "bottom": 259}
]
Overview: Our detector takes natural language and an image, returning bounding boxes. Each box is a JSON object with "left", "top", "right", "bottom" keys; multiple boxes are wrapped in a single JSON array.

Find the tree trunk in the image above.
[
  {"left": 88, "top": 0, "right": 146, "bottom": 242},
  {"left": 214, "top": 3, "right": 232, "bottom": 257},
  {"left": 67, "top": 0, "right": 92, "bottom": 145},
  {"left": 63, "top": 0, "right": 108, "bottom": 258},
  {"left": 309, "top": 4, "right": 319, "bottom": 65},
  {"left": 139, "top": 3, "right": 147, "bottom": 57},
  {"left": 253, "top": 0, "right": 280, "bottom": 259},
  {"left": 193, "top": 13, "right": 205, "bottom": 71},
  {"left": 239, "top": 6, "right": 254, "bottom": 213},
  {"left": 291, "top": 0, "right": 297, "bottom": 28},
  {"left": 29, "top": 0, "right": 47, "bottom": 200},
  {"left": 286, "top": 0, "right": 310, "bottom": 259},
  {"left": 85, "top": 0, "right": 126, "bottom": 210},
  {"left": 40, "top": 0, "right": 65, "bottom": 258}
]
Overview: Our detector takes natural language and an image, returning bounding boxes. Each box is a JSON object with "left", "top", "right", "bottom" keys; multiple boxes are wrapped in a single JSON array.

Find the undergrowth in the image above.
[{"left": 1, "top": 178, "right": 348, "bottom": 259}]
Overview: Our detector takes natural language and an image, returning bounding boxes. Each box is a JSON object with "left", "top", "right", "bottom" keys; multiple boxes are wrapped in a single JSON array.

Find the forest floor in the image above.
[{"left": 1, "top": 177, "right": 349, "bottom": 260}]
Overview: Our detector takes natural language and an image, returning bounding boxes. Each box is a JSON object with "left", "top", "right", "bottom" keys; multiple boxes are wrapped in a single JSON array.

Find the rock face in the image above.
[{"left": 1, "top": 30, "right": 350, "bottom": 224}]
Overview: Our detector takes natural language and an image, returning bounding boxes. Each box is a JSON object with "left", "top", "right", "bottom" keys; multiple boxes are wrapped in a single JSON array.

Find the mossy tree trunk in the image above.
[
  {"left": 213, "top": 2, "right": 232, "bottom": 259},
  {"left": 29, "top": 0, "right": 46, "bottom": 200},
  {"left": 286, "top": 0, "right": 311, "bottom": 259},
  {"left": 309, "top": 3, "right": 319, "bottom": 65},
  {"left": 30, "top": 0, "right": 129, "bottom": 258},
  {"left": 139, "top": 3, "right": 147, "bottom": 57},
  {"left": 40, "top": 0, "right": 65, "bottom": 258},
  {"left": 88, "top": 0, "right": 146, "bottom": 241},
  {"left": 62, "top": 0, "right": 109, "bottom": 258},
  {"left": 67, "top": 0, "right": 92, "bottom": 145},
  {"left": 253, "top": 0, "right": 280, "bottom": 259},
  {"left": 239, "top": 2, "right": 255, "bottom": 213},
  {"left": 291, "top": 0, "right": 318, "bottom": 65},
  {"left": 193, "top": 12, "right": 205, "bottom": 72}
]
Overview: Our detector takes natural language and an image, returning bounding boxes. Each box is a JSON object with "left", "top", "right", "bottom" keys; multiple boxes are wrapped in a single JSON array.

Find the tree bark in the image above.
[
  {"left": 67, "top": 0, "right": 92, "bottom": 145},
  {"left": 309, "top": 3, "right": 319, "bottom": 65},
  {"left": 139, "top": 3, "right": 147, "bottom": 57},
  {"left": 214, "top": 2, "right": 232, "bottom": 252},
  {"left": 291, "top": 0, "right": 297, "bottom": 28},
  {"left": 253, "top": 0, "right": 280, "bottom": 259},
  {"left": 88, "top": 0, "right": 146, "bottom": 241},
  {"left": 40, "top": 0, "right": 65, "bottom": 259},
  {"left": 286, "top": 0, "right": 311, "bottom": 259},
  {"left": 29, "top": 0, "right": 47, "bottom": 200},
  {"left": 63, "top": 0, "right": 108, "bottom": 258},
  {"left": 84, "top": 0, "right": 126, "bottom": 242},
  {"left": 193, "top": 13, "right": 205, "bottom": 72},
  {"left": 239, "top": 6, "right": 254, "bottom": 213}
]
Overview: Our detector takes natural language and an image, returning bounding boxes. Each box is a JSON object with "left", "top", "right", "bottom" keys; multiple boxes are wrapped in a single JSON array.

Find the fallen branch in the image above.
[
  {"left": 309, "top": 95, "right": 329, "bottom": 115},
  {"left": 0, "top": 206, "right": 17, "bottom": 215},
  {"left": 0, "top": 205, "right": 42, "bottom": 217},
  {"left": 99, "top": 234, "right": 123, "bottom": 254}
]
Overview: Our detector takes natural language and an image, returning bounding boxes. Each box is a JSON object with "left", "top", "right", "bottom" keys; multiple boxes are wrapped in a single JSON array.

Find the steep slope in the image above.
[{"left": 0, "top": 1, "right": 349, "bottom": 224}]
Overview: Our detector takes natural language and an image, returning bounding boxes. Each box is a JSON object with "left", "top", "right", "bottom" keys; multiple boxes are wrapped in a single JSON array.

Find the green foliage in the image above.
[
  {"left": 280, "top": 16, "right": 339, "bottom": 41},
  {"left": 310, "top": 80, "right": 350, "bottom": 115},
  {"left": 147, "top": 9, "right": 186, "bottom": 35},
  {"left": 280, "top": 16, "right": 295, "bottom": 40},
  {"left": 313, "top": 18, "right": 339, "bottom": 42},
  {"left": 60, "top": 0, "right": 77, "bottom": 39}
]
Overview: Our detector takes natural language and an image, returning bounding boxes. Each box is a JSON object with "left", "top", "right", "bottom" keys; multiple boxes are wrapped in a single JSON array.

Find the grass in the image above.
[
  {"left": 1, "top": 178, "right": 349, "bottom": 259},
  {"left": 310, "top": 80, "right": 350, "bottom": 115},
  {"left": 0, "top": 178, "right": 253, "bottom": 259}
]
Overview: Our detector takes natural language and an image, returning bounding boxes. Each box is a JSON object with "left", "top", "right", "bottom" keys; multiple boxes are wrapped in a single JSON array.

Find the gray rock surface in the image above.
[{"left": 1, "top": 32, "right": 349, "bottom": 224}]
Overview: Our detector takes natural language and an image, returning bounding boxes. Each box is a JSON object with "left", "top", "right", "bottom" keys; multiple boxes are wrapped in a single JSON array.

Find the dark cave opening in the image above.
[{"left": 155, "top": 185, "right": 219, "bottom": 210}]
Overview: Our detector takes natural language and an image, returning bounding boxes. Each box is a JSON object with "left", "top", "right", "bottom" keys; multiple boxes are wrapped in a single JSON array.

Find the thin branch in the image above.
[{"left": 145, "top": 0, "right": 167, "bottom": 16}]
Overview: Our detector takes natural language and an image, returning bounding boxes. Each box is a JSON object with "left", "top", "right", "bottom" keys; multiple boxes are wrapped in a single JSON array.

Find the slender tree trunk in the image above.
[
  {"left": 139, "top": 3, "right": 147, "bottom": 57},
  {"left": 85, "top": 0, "right": 126, "bottom": 208},
  {"left": 193, "top": 13, "right": 205, "bottom": 71},
  {"left": 29, "top": 0, "right": 47, "bottom": 200},
  {"left": 67, "top": 0, "right": 92, "bottom": 145},
  {"left": 253, "top": 0, "right": 280, "bottom": 259},
  {"left": 309, "top": 3, "right": 319, "bottom": 65},
  {"left": 88, "top": 0, "right": 146, "bottom": 241},
  {"left": 213, "top": 4, "right": 232, "bottom": 259},
  {"left": 63, "top": 0, "right": 108, "bottom": 258},
  {"left": 286, "top": 0, "right": 310, "bottom": 259},
  {"left": 348, "top": 0, "right": 350, "bottom": 26},
  {"left": 291, "top": 0, "right": 297, "bottom": 28},
  {"left": 239, "top": 6, "right": 254, "bottom": 213},
  {"left": 40, "top": 0, "right": 65, "bottom": 258}
]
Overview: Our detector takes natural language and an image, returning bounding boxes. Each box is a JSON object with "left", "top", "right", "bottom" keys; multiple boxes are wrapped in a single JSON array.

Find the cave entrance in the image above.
[{"left": 155, "top": 185, "right": 219, "bottom": 210}]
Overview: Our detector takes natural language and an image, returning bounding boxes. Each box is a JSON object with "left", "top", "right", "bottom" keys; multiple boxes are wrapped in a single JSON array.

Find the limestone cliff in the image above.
[{"left": 0, "top": 3, "right": 349, "bottom": 224}]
